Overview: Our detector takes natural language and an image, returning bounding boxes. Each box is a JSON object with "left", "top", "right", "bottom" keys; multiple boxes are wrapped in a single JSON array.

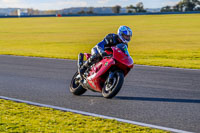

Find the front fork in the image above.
[{"left": 107, "top": 71, "right": 115, "bottom": 84}]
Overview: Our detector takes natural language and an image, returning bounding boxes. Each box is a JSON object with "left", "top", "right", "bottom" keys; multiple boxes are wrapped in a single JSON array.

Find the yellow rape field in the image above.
[{"left": 0, "top": 14, "right": 199, "bottom": 69}]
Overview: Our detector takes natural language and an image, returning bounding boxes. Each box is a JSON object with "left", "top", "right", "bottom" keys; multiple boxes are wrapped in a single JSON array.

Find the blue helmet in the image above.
[{"left": 117, "top": 26, "right": 132, "bottom": 44}]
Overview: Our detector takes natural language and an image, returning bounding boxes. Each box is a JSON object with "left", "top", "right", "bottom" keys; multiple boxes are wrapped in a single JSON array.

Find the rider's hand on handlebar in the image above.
[{"left": 101, "top": 52, "right": 112, "bottom": 58}]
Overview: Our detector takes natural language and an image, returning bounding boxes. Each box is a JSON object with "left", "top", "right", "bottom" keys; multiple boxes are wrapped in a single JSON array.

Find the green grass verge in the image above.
[
  {"left": 0, "top": 14, "right": 199, "bottom": 69},
  {"left": 0, "top": 99, "right": 169, "bottom": 133}
]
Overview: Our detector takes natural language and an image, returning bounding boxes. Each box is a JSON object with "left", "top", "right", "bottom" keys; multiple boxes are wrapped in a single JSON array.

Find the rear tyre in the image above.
[
  {"left": 102, "top": 71, "right": 124, "bottom": 99},
  {"left": 70, "top": 71, "right": 87, "bottom": 95}
]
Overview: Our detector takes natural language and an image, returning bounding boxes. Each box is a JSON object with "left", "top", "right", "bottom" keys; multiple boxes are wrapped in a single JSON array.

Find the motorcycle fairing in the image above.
[
  {"left": 112, "top": 47, "right": 134, "bottom": 68},
  {"left": 87, "top": 58, "right": 115, "bottom": 92}
]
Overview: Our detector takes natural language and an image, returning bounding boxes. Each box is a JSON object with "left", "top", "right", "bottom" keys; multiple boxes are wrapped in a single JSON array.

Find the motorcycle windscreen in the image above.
[
  {"left": 112, "top": 44, "right": 134, "bottom": 68},
  {"left": 117, "top": 43, "right": 130, "bottom": 56}
]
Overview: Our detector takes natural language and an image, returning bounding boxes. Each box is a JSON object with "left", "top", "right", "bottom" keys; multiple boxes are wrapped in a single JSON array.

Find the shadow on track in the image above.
[
  {"left": 116, "top": 96, "right": 200, "bottom": 104},
  {"left": 82, "top": 95, "right": 200, "bottom": 103}
]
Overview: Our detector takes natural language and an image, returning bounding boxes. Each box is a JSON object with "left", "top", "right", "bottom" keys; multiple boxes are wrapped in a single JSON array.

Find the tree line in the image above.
[
  {"left": 161, "top": 0, "right": 200, "bottom": 12},
  {"left": 112, "top": 0, "right": 200, "bottom": 13},
  {"left": 10, "top": 0, "right": 200, "bottom": 16},
  {"left": 112, "top": 2, "right": 146, "bottom": 14}
]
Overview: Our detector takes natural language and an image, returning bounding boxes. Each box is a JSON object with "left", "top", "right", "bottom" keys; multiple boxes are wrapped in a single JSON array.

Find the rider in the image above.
[{"left": 79, "top": 25, "right": 133, "bottom": 76}]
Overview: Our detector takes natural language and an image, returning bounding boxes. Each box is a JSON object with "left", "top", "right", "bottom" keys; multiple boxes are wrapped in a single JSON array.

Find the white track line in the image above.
[{"left": 0, "top": 96, "right": 194, "bottom": 133}]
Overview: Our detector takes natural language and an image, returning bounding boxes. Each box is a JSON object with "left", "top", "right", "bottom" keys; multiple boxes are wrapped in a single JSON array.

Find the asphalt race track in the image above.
[{"left": 0, "top": 55, "right": 200, "bottom": 132}]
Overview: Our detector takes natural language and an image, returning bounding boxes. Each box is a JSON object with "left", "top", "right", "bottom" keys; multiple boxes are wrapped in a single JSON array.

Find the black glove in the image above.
[
  {"left": 101, "top": 51, "right": 109, "bottom": 57},
  {"left": 101, "top": 52, "right": 112, "bottom": 58}
]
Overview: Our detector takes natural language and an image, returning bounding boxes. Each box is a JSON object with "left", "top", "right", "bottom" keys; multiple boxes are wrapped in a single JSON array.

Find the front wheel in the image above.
[
  {"left": 70, "top": 71, "right": 87, "bottom": 95},
  {"left": 102, "top": 71, "right": 124, "bottom": 99}
]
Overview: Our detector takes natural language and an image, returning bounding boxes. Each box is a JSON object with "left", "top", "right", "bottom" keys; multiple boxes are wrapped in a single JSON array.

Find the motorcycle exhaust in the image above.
[
  {"left": 78, "top": 53, "right": 84, "bottom": 68},
  {"left": 77, "top": 53, "right": 85, "bottom": 81}
]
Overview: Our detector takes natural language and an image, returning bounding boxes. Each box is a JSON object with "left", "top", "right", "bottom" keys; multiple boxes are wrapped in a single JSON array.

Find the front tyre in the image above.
[
  {"left": 70, "top": 71, "right": 87, "bottom": 95},
  {"left": 102, "top": 71, "right": 124, "bottom": 99}
]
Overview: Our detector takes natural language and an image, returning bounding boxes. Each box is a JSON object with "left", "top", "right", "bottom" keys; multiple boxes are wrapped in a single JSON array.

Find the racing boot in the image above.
[{"left": 79, "top": 54, "right": 97, "bottom": 76}]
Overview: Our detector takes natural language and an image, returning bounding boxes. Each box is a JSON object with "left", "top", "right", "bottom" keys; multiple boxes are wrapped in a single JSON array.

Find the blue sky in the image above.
[{"left": 0, "top": 0, "right": 180, "bottom": 10}]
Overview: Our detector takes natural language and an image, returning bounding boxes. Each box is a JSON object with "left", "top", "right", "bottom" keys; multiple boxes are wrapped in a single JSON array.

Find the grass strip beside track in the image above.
[
  {"left": 0, "top": 99, "right": 168, "bottom": 133},
  {"left": 0, "top": 14, "right": 200, "bottom": 69}
]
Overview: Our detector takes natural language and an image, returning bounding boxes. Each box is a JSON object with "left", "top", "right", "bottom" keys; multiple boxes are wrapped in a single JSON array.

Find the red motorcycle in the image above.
[{"left": 70, "top": 43, "right": 134, "bottom": 98}]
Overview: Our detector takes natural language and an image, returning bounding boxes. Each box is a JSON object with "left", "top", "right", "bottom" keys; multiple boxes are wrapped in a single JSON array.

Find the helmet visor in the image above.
[{"left": 122, "top": 34, "right": 131, "bottom": 41}]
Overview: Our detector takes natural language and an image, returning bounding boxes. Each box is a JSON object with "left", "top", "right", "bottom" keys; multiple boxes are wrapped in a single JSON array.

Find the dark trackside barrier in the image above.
[
  {"left": 0, "top": 11, "right": 200, "bottom": 18},
  {"left": 0, "top": 14, "right": 56, "bottom": 18}
]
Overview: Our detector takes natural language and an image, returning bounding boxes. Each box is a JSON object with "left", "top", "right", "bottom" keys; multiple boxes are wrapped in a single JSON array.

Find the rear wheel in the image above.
[
  {"left": 70, "top": 71, "right": 87, "bottom": 95},
  {"left": 102, "top": 71, "right": 124, "bottom": 99}
]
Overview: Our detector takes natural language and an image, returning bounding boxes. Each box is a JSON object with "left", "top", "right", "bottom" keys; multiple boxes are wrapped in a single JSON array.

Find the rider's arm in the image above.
[
  {"left": 96, "top": 34, "right": 115, "bottom": 55},
  {"left": 96, "top": 39, "right": 106, "bottom": 54}
]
